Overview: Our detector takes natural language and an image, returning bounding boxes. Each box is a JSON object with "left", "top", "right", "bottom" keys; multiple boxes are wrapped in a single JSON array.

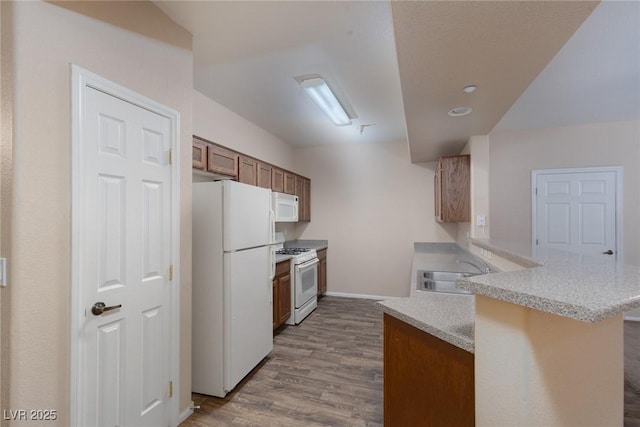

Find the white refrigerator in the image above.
[{"left": 192, "top": 180, "right": 275, "bottom": 397}]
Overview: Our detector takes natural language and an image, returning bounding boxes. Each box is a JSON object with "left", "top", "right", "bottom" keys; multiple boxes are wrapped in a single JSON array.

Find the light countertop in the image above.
[
  {"left": 379, "top": 239, "right": 640, "bottom": 354},
  {"left": 458, "top": 239, "right": 640, "bottom": 322},
  {"left": 378, "top": 293, "right": 475, "bottom": 353}
]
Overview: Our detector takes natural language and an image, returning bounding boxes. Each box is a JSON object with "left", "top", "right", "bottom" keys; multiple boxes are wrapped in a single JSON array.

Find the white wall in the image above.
[
  {"left": 193, "top": 90, "right": 295, "bottom": 171},
  {"left": 3, "top": 1, "right": 193, "bottom": 422},
  {"left": 294, "top": 141, "right": 457, "bottom": 298},
  {"left": 489, "top": 120, "right": 640, "bottom": 266}
]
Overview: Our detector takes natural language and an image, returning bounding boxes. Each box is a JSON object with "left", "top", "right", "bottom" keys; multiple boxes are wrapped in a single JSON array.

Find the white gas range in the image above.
[{"left": 274, "top": 234, "right": 319, "bottom": 324}]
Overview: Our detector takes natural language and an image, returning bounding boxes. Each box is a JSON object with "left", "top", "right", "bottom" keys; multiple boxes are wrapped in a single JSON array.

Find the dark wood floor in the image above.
[
  {"left": 181, "top": 296, "right": 383, "bottom": 426},
  {"left": 181, "top": 296, "right": 640, "bottom": 426}
]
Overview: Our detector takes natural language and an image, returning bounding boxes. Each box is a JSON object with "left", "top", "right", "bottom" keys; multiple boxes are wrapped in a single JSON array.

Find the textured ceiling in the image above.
[
  {"left": 155, "top": 1, "right": 621, "bottom": 162},
  {"left": 391, "top": 0, "right": 599, "bottom": 162},
  {"left": 156, "top": 1, "right": 407, "bottom": 148},
  {"left": 494, "top": 0, "right": 640, "bottom": 132}
]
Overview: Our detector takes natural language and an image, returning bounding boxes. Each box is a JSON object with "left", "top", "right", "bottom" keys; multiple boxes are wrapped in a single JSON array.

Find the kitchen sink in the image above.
[{"left": 417, "top": 270, "right": 478, "bottom": 295}]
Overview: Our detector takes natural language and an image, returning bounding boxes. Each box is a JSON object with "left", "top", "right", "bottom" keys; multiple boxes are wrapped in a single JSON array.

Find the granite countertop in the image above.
[
  {"left": 457, "top": 238, "right": 640, "bottom": 323},
  {"left": 378, "top": 293, "right": 475, "bottom": 353}
]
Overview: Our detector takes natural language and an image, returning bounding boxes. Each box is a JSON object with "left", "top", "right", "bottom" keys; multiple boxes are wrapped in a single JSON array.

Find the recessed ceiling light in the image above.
[
  {"left": 448, "top": 106, "right": 473, "bottom": 117},
  {"left": 463, "top": 85, "right": 477, "bottom": 93}
]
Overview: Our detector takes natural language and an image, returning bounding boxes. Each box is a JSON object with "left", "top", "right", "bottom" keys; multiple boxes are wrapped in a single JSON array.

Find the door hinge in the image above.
[
  {"left": 535, "top": 187, "right": 538, "bottom": 195},
  {"left": 169, "top": 264, "right": 174, "bottom": 281},
  {"left": 536, "top": 238, "right": 539, "bottom": 246},
  {"left": 169, "top": 381, "right": 173, "bottom": 398},
  {"left": 169, "top": 149, "right": 173, "bottom": 165}
]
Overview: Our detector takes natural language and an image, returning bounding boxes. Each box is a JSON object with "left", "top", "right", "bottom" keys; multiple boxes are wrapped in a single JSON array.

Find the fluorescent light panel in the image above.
[{"left": 300, "top": 77, "right": 352, "bottom": 126}]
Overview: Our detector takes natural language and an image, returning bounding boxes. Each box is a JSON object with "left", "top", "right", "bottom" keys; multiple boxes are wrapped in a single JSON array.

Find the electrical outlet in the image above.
[{"left": 476, "top": 214, "right": 486, "bottom": 227}]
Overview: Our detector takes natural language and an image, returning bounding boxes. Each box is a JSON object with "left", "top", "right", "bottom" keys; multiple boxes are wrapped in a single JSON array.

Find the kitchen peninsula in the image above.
[{"left": 380, "top": 239, "right": 640, "bottom": 426}]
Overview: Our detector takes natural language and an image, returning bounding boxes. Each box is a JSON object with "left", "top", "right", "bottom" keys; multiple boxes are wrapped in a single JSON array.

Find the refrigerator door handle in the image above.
[
  {"left": 269, "top": 246, "right": 276, "bottom": 280},
  {"left": 269, "top": 208, "right": 276, "bottom": 244}
]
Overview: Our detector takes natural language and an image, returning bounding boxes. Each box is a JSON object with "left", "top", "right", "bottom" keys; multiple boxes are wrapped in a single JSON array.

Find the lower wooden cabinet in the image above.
[
  {"left": 317, "top": 249, "right": 327, "bottom": 296},
  {"left": 384, "top": 314, "right": 475, "bottom": 426},
  {"left": 273, "top": 260, "right": 291, "bottom": 330}
]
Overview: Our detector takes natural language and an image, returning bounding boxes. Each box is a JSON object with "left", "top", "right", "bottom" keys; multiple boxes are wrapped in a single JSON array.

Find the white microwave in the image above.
[{"left": 271, "top": 192, "right": 298, "bottom": 222}]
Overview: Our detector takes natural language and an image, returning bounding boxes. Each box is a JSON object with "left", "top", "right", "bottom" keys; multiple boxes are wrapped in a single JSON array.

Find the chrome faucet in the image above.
[{"left": 457, "top": 258, "right": 491, "bottom": 274}]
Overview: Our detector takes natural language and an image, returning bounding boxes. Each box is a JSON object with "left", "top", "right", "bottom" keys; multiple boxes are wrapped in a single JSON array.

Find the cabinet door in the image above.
[
  {"left": 208, "top": 144, "right": 238, "bottom": 177},
  {"left": 294, "top": 175, "right": 304, "bottom": 217},
  {"left": 238, "top": 155, "right": 258, "bottom": 186},
  {"left": 435, "top": 162, "right": 443, "bottom": 222},
  {"left": 257, "top": 162, "right": 272, "bottom": 189},
  {"left": 272, "top": 168, "right": 285, "bottom": 193},
  {"left": 192, "top": 139, "right": 206, "bottom": 170},
  {"left": 272, "top": 280, "right": 278, "bottom": 330},
  {"left": 384, "top": 314, "right": 474, "bottom": 426},
  {"left": 302, "top": 178, "right": 311, "bottom": 221},
  {"left": 439, "top": 155, "right": 470, "bottom": 222},
  {"left": 278, "top": 274, "right": 291, "bottom": 325},
  {"left": 317, "top": 249, "right": 327, "bottom": 296},
  {"left": 284, "top": 172, "right": 296, "bottom": 195}
]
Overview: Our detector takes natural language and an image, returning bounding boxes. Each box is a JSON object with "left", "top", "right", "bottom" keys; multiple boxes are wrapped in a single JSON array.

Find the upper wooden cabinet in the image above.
[
  {"left": 284, "top": 172, "right": 296, "bottom": 195},
  {"left": 435, "top": 154, "right": 470, "bottom": 223},
  {"left": 295, "top": 176, "right": 311, "bottom": 222},
  {"left": 238, "top": 155, "right": 258, "bottom": 186},
  {"left": 257, "top": 162, "right": 272, "bottom": 189},
  {"left": 272, "top": 168, "right": 285, "bottom": 193},
  {"left": 192, "top": 140, "right": 207, "bottom": 170},
  {"left": 208, "top": 144, "right": 238, "bottom": 178},
  {"left": 192, "top": 135, "right": 312, "bottom": 221}
]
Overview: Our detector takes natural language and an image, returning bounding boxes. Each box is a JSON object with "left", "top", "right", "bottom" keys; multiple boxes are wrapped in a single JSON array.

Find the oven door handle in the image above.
[{"left": 296, "top": 258, "right": 319, "bottom": 270}]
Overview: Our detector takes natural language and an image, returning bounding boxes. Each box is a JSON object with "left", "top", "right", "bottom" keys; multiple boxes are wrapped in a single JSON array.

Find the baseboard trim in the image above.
[
  {"left": 324, "top": 291, "right": 399, "bottom": 301},
  {"left": 177, "top": 402, "right": 194, "bottom": 426},
  {"left": 624, "top": 315, "right": 640, "bottom": 322}
]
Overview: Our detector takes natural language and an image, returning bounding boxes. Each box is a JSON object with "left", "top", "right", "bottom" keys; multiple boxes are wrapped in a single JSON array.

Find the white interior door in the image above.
[
  {"left": 74, "top": 79, "right": 175, "bottom": 426},
  {"left": 533, "top": 168, "right": 620, "bottom": 260}
]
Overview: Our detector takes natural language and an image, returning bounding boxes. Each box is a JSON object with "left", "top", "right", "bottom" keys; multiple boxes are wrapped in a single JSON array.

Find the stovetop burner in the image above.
[{"left": 276, "top": 248, "right": 311, "bottom": 255}]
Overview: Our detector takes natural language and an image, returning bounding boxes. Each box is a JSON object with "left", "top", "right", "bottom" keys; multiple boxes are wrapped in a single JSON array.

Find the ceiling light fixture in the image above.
[
  {"left": 463, "top": 85, "right": 477, "bottom": 93},
  {"left": 298, "top": 76, "right": 353, "bottom": 126},
  {"left": 448, "top": 106, "right": 473, "bottom": 117}
]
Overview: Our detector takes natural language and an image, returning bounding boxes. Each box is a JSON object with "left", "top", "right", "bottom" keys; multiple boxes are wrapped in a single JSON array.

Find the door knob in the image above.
[
  {"left": 91, "top": 302, "right": 122, "bottom": 316},
  {"left": 603, "top": 250, "right": 614, "bottom": 255}
]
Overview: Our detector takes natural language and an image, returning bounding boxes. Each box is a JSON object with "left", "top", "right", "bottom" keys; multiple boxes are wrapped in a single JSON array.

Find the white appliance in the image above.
[
  {"left": 192, "top": 180, "right": 275, "bottom": 397},
  {"left": 274, "top": 233, "right": 319, "bottom": 324},
  {"left": 272, "top": 192, "right": 298, "bottom": 222}
]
